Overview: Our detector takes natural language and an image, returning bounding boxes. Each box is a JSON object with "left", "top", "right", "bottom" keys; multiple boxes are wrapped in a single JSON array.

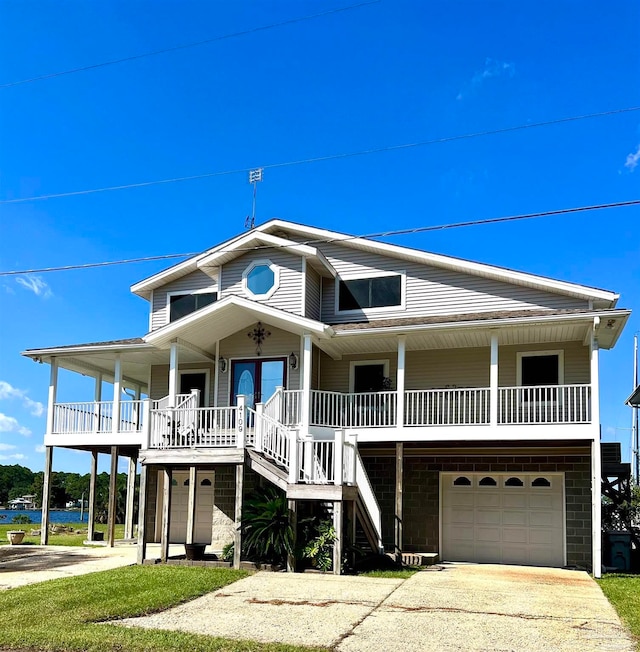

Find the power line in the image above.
[
  {"left": 0, "top": 1, "right": 380, "bottom": 89},
  {"left": 1, "top": 106, "right": 638, "bottom": 205},
  {"left": 1, "top": 199, "right": 637, "bottom": 277}
]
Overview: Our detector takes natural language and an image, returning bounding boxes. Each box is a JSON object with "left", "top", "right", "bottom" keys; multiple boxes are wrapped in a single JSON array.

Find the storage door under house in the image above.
[
  {"left": 168, "top": 471, "right": 215, "bottom": 544},
  {"left": 441, "top": 473, "right": 565, "bottom": 567}
]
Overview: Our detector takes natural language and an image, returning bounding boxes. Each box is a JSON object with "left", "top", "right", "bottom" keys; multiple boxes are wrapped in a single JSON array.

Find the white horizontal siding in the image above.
[
  {"left": 150, "top": 270, "right": 217, "bottom": 331},
  {"left": 318, "top": 243, "right": 588, "bottom": 323},
  {"left": 305, "top": 264, "right": 321, "bottom": 320},
  {"left": 217, "top": 325, "right": 301, "bottom": 407},
  {"left": 219, "top": 249, "right": 303, "bottom": 315}
]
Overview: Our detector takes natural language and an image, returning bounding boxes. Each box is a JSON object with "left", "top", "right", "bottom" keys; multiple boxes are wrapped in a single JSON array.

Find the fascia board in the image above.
[
  {"left": 22, "top": 343, "right": 153, "bottom": 360},
  {"left": 259, "top": 219, "right": 620, "bottom": 304},
  {"left": 144, "top": 295, "right": 333, "bottom": 348}
]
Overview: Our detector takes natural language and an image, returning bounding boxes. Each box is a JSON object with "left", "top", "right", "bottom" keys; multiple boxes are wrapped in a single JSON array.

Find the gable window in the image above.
[
  {"left": 169, "top": 292, "right": 217, "bottom": 322},
  {"left": 242, "top": 259, "right": 279, "bottom": 300},
  {"left": 517, "top": 350, "right": 564, "bottom": 386},
  {"left": 338, "top": 273, "right": 403, "bottom": 312}
]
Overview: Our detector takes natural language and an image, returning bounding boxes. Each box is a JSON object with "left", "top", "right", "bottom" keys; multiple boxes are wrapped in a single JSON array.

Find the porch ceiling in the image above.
[{"left": 327, "top": 318, "right": 595, "bottom": 356}]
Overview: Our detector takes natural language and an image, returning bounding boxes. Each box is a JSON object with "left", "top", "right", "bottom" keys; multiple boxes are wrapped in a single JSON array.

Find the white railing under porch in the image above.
[
  {"left": 499, "top": 384, "right": 591, "bottom": 424},
  {"left": 52, "top": 399, "right": 145, "bottom": 434}
]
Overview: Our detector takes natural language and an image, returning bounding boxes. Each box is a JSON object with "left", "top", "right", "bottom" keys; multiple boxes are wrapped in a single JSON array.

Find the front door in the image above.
[
  {"left": 180, "top": 372, "right": 207, "bottom": 407},
  {"left": 231, "top": 358, "right": 286, "bottom": 407}
]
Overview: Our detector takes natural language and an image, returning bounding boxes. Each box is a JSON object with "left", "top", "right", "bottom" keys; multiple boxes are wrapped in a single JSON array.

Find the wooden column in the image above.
[
  {"left": 490, "top": 333, "right": 499, "bottom": 427},
  {"left": 107, "top": 446, "right": 118, "bottom": 547},
  {"left": 396, "top": 336, "right": 406, "bottom": 428},
  {"left": 87, "top": 450, "right": 98, "bottom": 541},
  {"left": 40, "top": 446, "right": 53, "bottom": 545},
  {"left": 112, "top": 355, "right": 122, "bottom": 437},
  {"left": 136, "top": 464, "right": 149, "bottom": 564},
  {"left": 233, "top": 464, "right": 244, "bottom": 569},
  {"left": 590, "top": 324, "right": 602, "bottom": 578},
  {"left": 395, "top": 442, "right": 403, "bottom": 560},
  {"left": 169, "top": 341, "right": 179, "bottom": 406},
  {"left": 332, "top": 500, "right": 343, "bottom": 575},
  {"left": 186, "top": 466, "right": 197, "bottom": 545},
  {"left": 124, "top": 454, "right": 137, "bottom": 540},
  {"left": 287, "top": 499, "right": 297, "bottom": 572},
  {"left": 160, "top": 468, "right": 172, "bottom": 563}
]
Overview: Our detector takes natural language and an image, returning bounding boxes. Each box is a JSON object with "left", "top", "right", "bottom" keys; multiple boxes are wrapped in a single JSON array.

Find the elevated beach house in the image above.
[{"left": 23, "top": 220, "right": 630, "bottom": 576}]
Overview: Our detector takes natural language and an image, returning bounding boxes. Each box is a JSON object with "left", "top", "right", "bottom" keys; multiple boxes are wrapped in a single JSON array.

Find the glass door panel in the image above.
[{"left": 231, "top": 358, "right": 286, "bottom": 407}]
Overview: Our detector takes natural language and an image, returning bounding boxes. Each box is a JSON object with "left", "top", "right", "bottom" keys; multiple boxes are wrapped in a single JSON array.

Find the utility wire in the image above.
[
  {"left": 0, "top": 1, "right": 379, "bottom": 89},
  {"left": 1, "top": 106, "right": 638, "bottom": 205},
  {"left": 1, "top": 199, "right": 638, "bottom": 276}
]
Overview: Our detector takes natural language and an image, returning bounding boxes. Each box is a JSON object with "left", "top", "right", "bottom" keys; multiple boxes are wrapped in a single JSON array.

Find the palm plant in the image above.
[{"left": 241, "top": 486, "right": 294, "bottom": 566}]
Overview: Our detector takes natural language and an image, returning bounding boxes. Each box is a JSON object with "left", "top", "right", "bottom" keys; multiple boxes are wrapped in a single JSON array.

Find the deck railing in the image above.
[
  {"left": 52, "top": 400, "right": 145, "bottom": 434},
  {"left": 404, "top": 388, "right": 490, "bottom": 426},
  {"left": 149, "top": 405, "right": 238, "bottom": 448},
  {"left": 499, "top": 384, "right": 591, "bottom": 424},
  {"left": 310, "top": 390, "right": 397, "bottom": 428},
  {"left": 252, "top": 408, "right": 290, "bottom": 468}
]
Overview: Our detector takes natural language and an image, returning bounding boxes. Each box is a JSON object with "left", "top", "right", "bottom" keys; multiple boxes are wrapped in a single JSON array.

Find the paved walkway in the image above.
[
  {"left": 119, "top": 564, "right": 635, "bottom": 652},
  {"left": 0, "top": 544, "right": 138, "bottom": 589}
]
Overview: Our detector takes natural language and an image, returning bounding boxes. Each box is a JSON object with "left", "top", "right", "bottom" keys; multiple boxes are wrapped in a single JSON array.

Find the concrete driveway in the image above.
[{"left": 119, "top": 563, "right": 635, "bottom": 651}]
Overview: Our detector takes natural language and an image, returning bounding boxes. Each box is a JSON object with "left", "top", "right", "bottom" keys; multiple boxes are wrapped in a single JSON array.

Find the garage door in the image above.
[
  {"left": 168, "top": 471, "right": 215, "bottom": 544},
  {"left": 441, "top": 473, "right": 565, "bottom": 567}
]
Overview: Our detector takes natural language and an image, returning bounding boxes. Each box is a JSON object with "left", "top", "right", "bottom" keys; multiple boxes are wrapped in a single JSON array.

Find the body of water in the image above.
[{"left": 0, "top": 509, "right": 86, "bottom": 525}]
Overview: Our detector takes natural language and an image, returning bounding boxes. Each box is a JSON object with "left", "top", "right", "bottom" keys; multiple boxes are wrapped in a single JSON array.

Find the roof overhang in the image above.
[
  {"left": 626, "top": 385, "right": 640, "bottom": 407},
  {"left": 197, "top": 231, "right": 336, "bottom": 278},
  {"left": 257, "top": 219, "right": 620, "bottom": 307},
  {"left": 144, "top": 294, "right": 335, "bottom": 354}
]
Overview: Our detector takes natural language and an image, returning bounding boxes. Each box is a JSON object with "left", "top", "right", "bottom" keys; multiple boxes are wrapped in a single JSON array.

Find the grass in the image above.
[
  {"left": 0, "top": 522, "right": 125, "bottom": 547},
  {"left": 0, "top": 565, "right": 327, "bottom": 652},
  {"left": 597, "top": 573, "right": 640, "bottom": 650},
  {"left": 358, "top": 567, "right": 418, "bottom": 579}
]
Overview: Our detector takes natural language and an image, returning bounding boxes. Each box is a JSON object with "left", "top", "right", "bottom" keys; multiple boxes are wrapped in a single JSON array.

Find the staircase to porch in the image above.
[{"left": 147, "top": 389, "right": 384, "bottom": 555}]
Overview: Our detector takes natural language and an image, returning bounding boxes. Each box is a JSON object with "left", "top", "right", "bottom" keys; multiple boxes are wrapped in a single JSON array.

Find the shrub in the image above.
[{"left": 11, "top": 514, "right": 32, "bottom": 524}]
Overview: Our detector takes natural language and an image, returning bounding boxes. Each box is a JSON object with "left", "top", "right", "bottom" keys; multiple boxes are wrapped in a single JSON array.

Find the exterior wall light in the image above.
[
  {"left": 218, "top": 357, "right": 228, "bottom": 373},
  {"left": 289, "top": 352, "right": 299, "bottom": 370}
]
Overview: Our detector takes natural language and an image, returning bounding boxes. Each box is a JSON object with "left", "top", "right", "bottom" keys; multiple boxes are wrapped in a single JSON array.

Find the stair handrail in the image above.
[
  {"left": 355, "top": 449, "right": 383, "bottom": 553},
  {"left": 248, "top": 406, "right": 290, "bottom": 471}
]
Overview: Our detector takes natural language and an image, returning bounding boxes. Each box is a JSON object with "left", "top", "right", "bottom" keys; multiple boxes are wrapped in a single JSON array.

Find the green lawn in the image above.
[
  {"left": 0, "top": 522, "right": 125, "bottom": 546},
  {"left": 0, "top": 565, "right": 327, "bottom": 652},
  {"left": 598, "top": 574, "right": 640, "bottom": 651}
]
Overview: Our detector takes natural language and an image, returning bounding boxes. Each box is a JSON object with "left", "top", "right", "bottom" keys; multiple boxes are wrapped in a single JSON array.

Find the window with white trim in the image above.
[
  {"left": 517, "top": 350, "right": 564, "bottom": 386},
  {"left": 242, "top": 259, "right": 279, "bottom": 300},
  {"left": 337, "top": 272, "right": 404, "bottom": 312},
  {"left": 168, "top": 291, "right": 217, "bottom": 322}
]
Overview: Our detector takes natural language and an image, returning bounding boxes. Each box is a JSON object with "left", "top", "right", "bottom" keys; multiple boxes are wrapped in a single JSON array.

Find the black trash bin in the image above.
[{"left": 604, "top": 531, "right": 631, "bottom": 571}]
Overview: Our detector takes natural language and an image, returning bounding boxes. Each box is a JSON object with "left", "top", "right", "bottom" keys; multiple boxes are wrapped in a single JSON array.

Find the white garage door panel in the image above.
[
  {"left": 442, "top": 473, "right": 565, "bottom": 567},
  {"left": 168, "top": 471, "right": 215, "bottom": 544}
]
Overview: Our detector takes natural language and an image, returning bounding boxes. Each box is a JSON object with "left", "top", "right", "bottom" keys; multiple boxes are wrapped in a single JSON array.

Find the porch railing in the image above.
[
  {"left": 252, "top": 407, "right": 290, "bottom": 468},
  {"left": 499, "top": 384, "right": 591, "bottom": 424},
  {"left": 52, "top": 400, "right": 145, "bottom": 434},
  {"left": 310, "top": 390, "right": 397, "bottom": 428},
  {"left": 149, "top": 405, "right": 237, "bottom": 448},
  {"left": 404, "top": 388, "right": 490, "bottom": 426}
]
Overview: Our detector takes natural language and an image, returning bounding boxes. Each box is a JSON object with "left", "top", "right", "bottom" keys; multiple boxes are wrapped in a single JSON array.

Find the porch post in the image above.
[
  {"left": 395, "top": 442, "right": 403, "bottom": 560},
  {"left": 112, "top": 355, "right": 122, "bottom": 437},
  {"left": 136, "top": 464, "right": 149, "bottom": 564},
  {"left": 40, "top": 446, "right": 53, "bottom": 545},
  {"left": 87, "top": 450, "right": 98, "bottom": 542},
  {"left": 490, "top": 333, "right": 499, "bottom": 427},
  {"left": 236, "top": 395, "right": 246, "bottom": 449},
  {"left": 590, "top": 326, "right": 602, "bottom": 578},
  {"left": 160, "top": 467, "right": 172, "bottom": 563},
  {"left": 45, "top": 357, "right": 58, "bottom": 436},
  {"left": 93, "top": 373, "right": 102, "bottom": 432},
  {"left": 107, "top": 446, "right": 118, "bottom": 547},
  {"left": 213, "top": 340, "right": 220, "bottom": 408},
  {"left": 396, "top": 336, "right": 406, "bottom": 428},
  {"left": 301, "top": 333, "right": 312, "bottom": 433},
  {"left": 124, "top": 454, "right": 137, "bottom": 540},
  {"left": 169, "top": 341, "right": 179, "bottom": 406},
  {"left": 334, "top": 429, "right": 344, "bottom": 485},
  {"left": 287, "top": 499, "right": 297, "bottom": 572},
  {"left": 233, "top": 464, "right": 244, "bottom": 569},
  {"left": 186, "top": 466, "right": 197, "bottom": 545},
  {"left": 332, "top": 500, "right": 343, "bottom": 575}
]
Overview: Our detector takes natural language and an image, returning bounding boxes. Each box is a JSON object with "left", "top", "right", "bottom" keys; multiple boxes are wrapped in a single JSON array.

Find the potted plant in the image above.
[{"left": 7, "top": 530, "right": 25, "bottom": 545}]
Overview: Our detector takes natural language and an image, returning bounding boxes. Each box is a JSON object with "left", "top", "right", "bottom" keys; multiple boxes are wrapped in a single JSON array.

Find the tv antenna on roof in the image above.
[{"left": 245, "top": 168, "right": 263, "bottom": 229}]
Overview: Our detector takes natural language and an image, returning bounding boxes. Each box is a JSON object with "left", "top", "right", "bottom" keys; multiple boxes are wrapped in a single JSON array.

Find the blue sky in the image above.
[{"left": 0, "top": 1, "right": 639, "bottom": 475}]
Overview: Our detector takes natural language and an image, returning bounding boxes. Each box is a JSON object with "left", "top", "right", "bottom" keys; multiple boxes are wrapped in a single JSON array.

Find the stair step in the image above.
[{"left": 398, "top": 552, "right": 439, "bottom": 567}]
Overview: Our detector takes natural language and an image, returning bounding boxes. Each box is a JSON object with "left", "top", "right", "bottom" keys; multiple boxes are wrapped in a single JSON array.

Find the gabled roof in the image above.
[
  {"left": 626, "top": 385, "right": 640, "bottom": 407},
  {"left": 131, "top": 227, "right": 336, "bottom": 300},
  {"left": 257, "top": 219, "right": 621, "bottom": 308}
]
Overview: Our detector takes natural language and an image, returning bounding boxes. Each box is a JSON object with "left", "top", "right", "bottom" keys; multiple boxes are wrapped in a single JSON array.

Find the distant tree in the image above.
[{"left": 0, "top": 465, "right": 34, "bottom": 504}]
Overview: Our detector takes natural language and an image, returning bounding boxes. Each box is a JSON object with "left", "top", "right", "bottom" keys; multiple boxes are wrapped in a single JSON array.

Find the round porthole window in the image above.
[{"left": 243, "top": 259, "right": 279, "bottom": 299}]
